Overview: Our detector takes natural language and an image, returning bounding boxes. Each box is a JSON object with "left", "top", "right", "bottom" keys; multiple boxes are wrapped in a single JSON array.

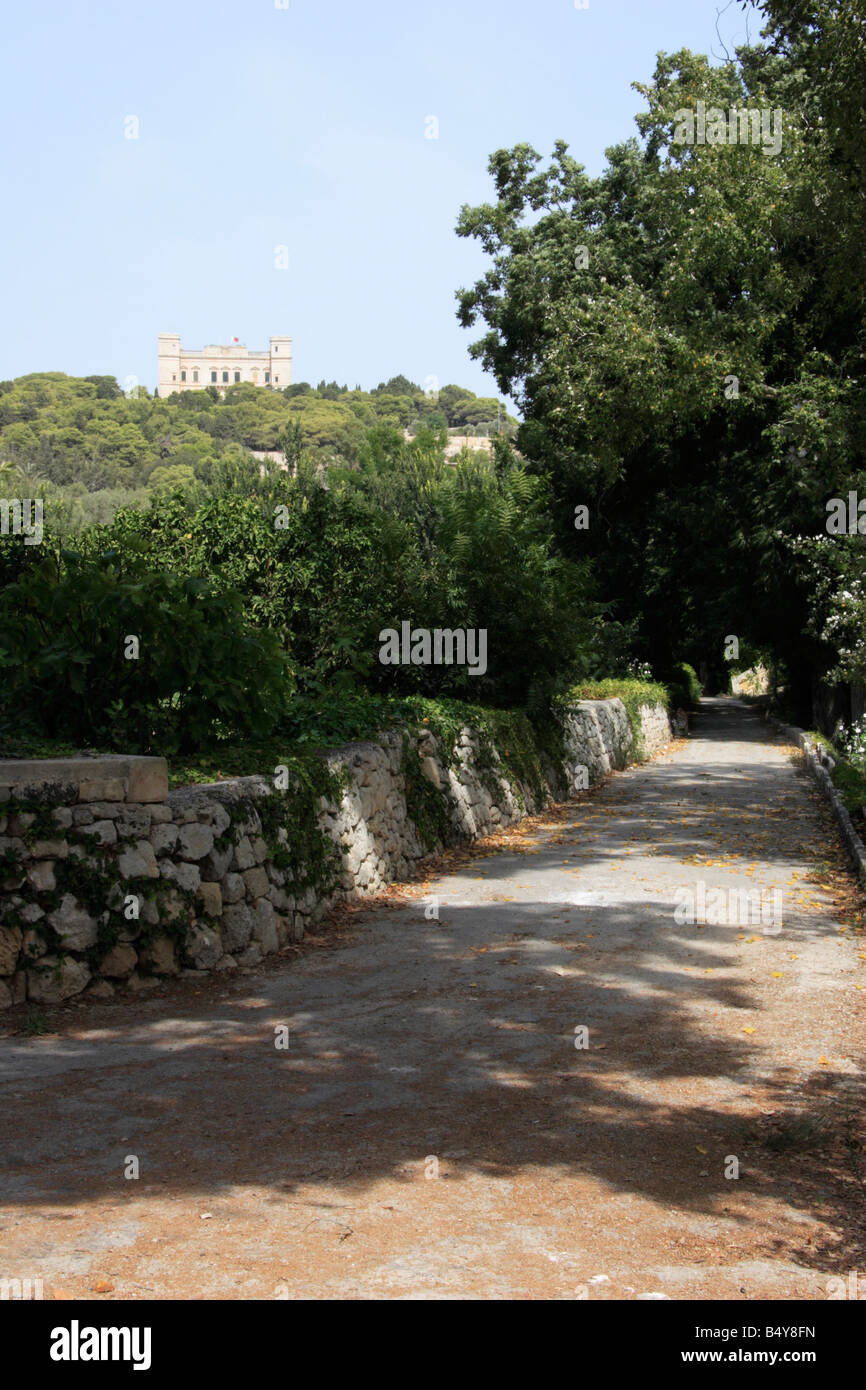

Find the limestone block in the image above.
[
  {"left": 266, "top": 884, "right": 291, "bottom": 912},
  {"left": 138, "top": 897, "right": 160, "bottom": 927},
  {"left": 159, "top": 859, "right": 201, "bottom": 893},
  {"left": 419, "top": 756, "right": 441, "bottom": 789},
  {"left": 28, "top": 956, "right": 91, "bottom": 1002},
  {"left": 185, "top": 925, "right": 223, "bottom": 970},
  {"left": 98, "top": 942, "right": 138, "bottom": 978},
  {"left": 139, "top": 934, "right": 178, "bottom": 976},
  {"left": 78, "top": 779, "right": 125, "bottom": 802},
  {"left": 177, "top": 823, "right": 214, "bottom": 861},
  {"left": 114, "top": 807, "right": 153, "bottom": 839},
  {"left": 252, "top": 899, "right": 278, "bottom": 955},
  {"left": 221, "top": 902, "right": 253, "bottom": 952},
  {"left": 251, "top": 836, "right": 269, "bottom": 864},
  {"left": 221, "top": 872, "right": 245, "bottom": 905},
  {"left": 31, "top": 838, "right": 68, "bottom": 860},
  {"left": 155, "top": 890, "right": 187, "bottom": 925},
  {"left": 201, "top": 843, "right": 234, "bottom": 881},
  {"left": 126, "top": 972, "right": 160, "bottom": 992},
  {"left": 79, "top": 820, "right": 117, "bottom": 846},
  {"left": 22, "top": 927, "right": 47, "bottom": 960},
  {"left": 26, "top": 860, "right": 56, "bottom": 893},
  {"left": 117, "top": 840, "right": 159, "bottom": 879},
  {"left": 197, "top": 880, "right": 222, "bottom": 918},
  {"left": 83, "top": 803, "right": 120, "bottom": 820},
  {"left": 201, "top": 803, "right": 231, "bottom": 836},
  {"left": 242, "top": 866, "right": 269, "bottom": 900},
  {"left": 150, "top": 823, "right": 179, "bottom": 856},
  {"left": 48, "top": 894, "right": 98, "bottom": 950},
  {"left": 231, "top": 836, "right": 256, "bottom": 871},
  {"left": 124, "top": 758, "right": 169, "bottom": 803},
  {"left": 237, "top": 943, "right": 262, "bottom": 967},
  {"left": 0, "top": 925, "right": 22, "bottom": 974}
]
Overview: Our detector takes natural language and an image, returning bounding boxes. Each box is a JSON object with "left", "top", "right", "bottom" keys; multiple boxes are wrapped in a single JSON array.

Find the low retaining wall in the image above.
[
  {"left": 0, "top": 699, "right": 670, "bottom": 1006},
  {"left": 764, "top": 712, "right": 866, "bottom": 887}
]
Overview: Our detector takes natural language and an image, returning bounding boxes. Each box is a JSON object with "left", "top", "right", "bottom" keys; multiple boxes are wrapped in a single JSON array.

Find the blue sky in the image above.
[{"left": 0, "top": 0, "right": 762, "bottom": 400}]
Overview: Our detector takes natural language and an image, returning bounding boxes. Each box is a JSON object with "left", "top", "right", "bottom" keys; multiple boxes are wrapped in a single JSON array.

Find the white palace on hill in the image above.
[{"left": 157, "top": 333, "right": 293, "bottom": 396}]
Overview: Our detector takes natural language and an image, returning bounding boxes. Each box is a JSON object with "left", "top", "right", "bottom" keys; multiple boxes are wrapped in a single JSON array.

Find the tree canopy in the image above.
[{"left": 455, "top": 2, "right": 866, "bottom": 712}]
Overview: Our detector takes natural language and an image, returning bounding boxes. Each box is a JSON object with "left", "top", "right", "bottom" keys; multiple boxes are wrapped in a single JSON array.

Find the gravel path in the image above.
[{"left": 2, "top": 698, "right": 864, "bottom": 1301}]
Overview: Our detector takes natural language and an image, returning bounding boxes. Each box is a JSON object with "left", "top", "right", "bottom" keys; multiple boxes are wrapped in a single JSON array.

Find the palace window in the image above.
[
  {"left": 211, "top": 371, "right": 217, "bottom": 383},
  {"left": 274, "top": 376, "right": 279, "bottom": 383},
  {"left": 234, "top": 371, "right": 240, "bottom": 382},
  {"left": 193, "top": 369, "right": 199, "bottom": 382},
  {"left": 222, "top": 371, "right": 229, "bottom": 383},
  {"left": 181, "top": 371, "right": 186, "bottom": 382}
]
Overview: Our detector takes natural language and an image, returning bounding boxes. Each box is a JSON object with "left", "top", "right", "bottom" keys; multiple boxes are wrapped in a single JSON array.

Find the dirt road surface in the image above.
[{"left": 2, "top": 699, "right": 864, "bottom": 1300}]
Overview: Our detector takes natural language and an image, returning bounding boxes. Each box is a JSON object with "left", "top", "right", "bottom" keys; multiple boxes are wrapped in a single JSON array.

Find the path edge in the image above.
[{"left": 762, "top": 709, "right": 866, "bottom": 886}]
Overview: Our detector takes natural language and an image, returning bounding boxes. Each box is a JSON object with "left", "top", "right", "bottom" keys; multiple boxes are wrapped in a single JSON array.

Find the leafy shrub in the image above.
[
  {"left": 0, "top": 547, "right": 288, "bottom": 754},
  {"left": 837, "top": 718, "right": 866, "bottom": 771},
  {"left": 667, "top": 661, "right": 702, "bottom": 710},
  {"left": 72, "top": 455, "right": 597, "bottom": 713}
]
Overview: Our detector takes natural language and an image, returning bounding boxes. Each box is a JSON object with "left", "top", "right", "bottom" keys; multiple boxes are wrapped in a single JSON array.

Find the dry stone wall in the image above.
[{"left": 0, "top": 698, "right": 669, "bottom": 1007}]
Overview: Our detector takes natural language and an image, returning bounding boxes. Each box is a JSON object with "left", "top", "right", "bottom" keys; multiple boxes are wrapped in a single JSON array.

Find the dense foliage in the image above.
[
  {"left": 0, "top": 371, "right": 516, "bottom": 523},
  {"left": 0, "top": 547, "right": 288, "bottom": 755},
  {"left": 455, "top": 0, "right": 866, "bottom": 721},
  {"left": 0, "top": 433, "right": 597, "bottom": 755}
]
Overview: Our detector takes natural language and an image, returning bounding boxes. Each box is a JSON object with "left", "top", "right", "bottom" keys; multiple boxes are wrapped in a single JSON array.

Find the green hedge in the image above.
[{"left": 667, "top": 662, "right": 702, "bottom": 710}]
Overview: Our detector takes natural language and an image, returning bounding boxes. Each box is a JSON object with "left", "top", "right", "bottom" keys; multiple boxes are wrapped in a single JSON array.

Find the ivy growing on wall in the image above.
[{"left": 1, "top": 792, "right": 201, "bottom": 977}]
